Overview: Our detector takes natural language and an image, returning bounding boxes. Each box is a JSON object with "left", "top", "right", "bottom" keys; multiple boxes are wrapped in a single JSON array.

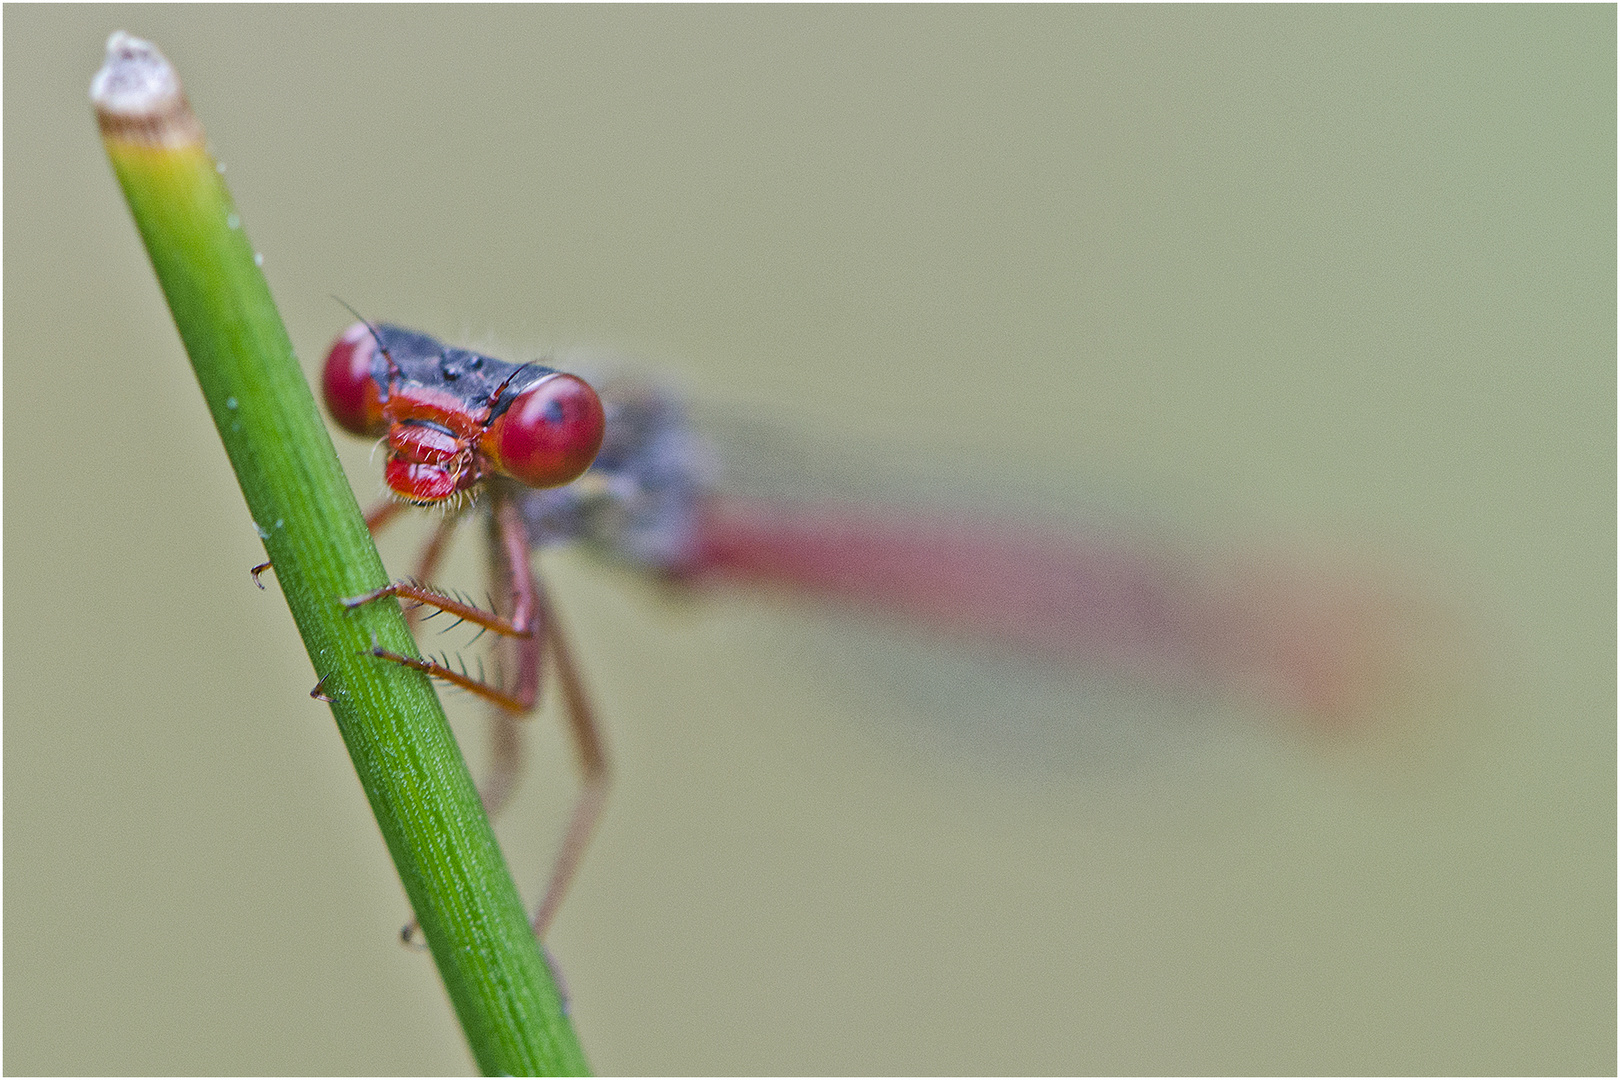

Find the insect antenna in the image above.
[
  {"left": 488, "top": 363, "right": 531, "bottom": 404},
  {"left": 331, "top": 295, "right": 401, "bottom": 383}
]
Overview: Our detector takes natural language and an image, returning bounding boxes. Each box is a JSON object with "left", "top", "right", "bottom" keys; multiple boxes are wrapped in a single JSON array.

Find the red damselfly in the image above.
[{"left": 317, "top": 320, "right": 1423, "bottom": 941}]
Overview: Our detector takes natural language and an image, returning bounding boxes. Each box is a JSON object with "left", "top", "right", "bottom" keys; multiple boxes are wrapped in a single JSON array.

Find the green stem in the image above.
[{"left": 91, "top": 32, "right": 587, "bottom": 1076}]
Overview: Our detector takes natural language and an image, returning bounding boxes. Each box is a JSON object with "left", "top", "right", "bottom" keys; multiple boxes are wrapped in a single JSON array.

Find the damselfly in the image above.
[{"left": 318, "top": 320, "right": 1418, "bottom": 940}]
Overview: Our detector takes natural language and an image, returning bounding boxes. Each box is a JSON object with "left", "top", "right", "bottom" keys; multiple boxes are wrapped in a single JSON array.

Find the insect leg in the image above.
[
  {"left": 364, "top": 499, "right": 409, "bottom": 534},
  {"left": 344, "top": 583, "right": 532, "bottom": 643},
  {"left": 528, "top": 588, "right": 610, "bottom": 938},
  {"left": 490, "top": 492, "right": 610, "bottom": 938},
  {"left": 400, "top": 496, "right": 535, "bottom": 947},
  {"left": 475, "top": 496, "right": 544, "bottom": 818},
  {"left": 346, "top": 579, "right": 534, "bottom": 717},
  {"left": 400, "top": 512, "right": 461, "bottom": 632},
  {"left": 347, "top": 497, "right": 537, "bottom": 709}
]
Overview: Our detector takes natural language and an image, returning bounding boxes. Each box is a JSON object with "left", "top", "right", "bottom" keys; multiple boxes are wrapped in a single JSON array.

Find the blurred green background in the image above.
[{"left": 6, "top": 6, "right": 1613, "bottom": 1074}]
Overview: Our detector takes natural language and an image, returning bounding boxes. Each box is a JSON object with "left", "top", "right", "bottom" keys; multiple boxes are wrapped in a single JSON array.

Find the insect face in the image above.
[{"left": 322, "top": 321, "right": 606, "bottom": 504}]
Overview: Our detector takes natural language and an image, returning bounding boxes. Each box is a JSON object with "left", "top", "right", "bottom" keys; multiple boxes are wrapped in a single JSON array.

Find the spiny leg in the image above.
[
  {"left": 405, "top": 509, "right": 529, "bottom": 814},
  {"left": 288, "top": 495, "right": 533, "bottom": 942},
  {"left": 395, "top": 495, "right": 547, "bottom": 946},
  {"left": 354, "top": 499, "right": 541, "bottom": 808},
  {"left": 343, "top": 497, "right": 540, "bottom": 724},
  {"left": 352, "top": 493, "right": 608, "bottom": 940},
  {"left": 346, "top": 576, "right": 540, "bottom": 713}
]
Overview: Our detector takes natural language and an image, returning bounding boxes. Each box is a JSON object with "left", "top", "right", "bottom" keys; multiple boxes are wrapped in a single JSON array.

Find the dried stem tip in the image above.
[{"left": 91, "top": 31, "right": 203, "bottom": 148}]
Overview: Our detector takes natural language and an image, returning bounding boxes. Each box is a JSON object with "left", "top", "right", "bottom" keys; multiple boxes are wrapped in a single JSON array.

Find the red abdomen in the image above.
[{"left": 679, "top": 495, "right": 1410, "bottom": 727}]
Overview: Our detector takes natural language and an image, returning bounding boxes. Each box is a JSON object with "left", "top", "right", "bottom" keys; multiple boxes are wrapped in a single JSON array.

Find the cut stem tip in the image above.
[{"left": 91, "top": 31, "right": 203, "bottom": 148}]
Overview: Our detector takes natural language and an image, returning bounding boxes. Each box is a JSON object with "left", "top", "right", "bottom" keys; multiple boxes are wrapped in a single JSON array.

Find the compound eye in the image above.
[
  {"left": 322, "top": 322, "right": 387, "bottom": 437},
  {"left": 486, "top": 373, "right": 606, "bottom": 489}
]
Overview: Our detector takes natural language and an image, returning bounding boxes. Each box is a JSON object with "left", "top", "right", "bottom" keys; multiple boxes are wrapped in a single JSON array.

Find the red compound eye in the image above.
[
  {"left": 322, "top": 322, "right": 387, "bottom": 437},
  {"left": 484, "top": 373, "right": 606, "bottom": 489}
]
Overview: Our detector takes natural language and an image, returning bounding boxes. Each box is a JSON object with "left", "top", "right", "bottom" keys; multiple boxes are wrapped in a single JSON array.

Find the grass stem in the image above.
[{"left": 92, "top": 31, "right": 587, "bottom": 1076}]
